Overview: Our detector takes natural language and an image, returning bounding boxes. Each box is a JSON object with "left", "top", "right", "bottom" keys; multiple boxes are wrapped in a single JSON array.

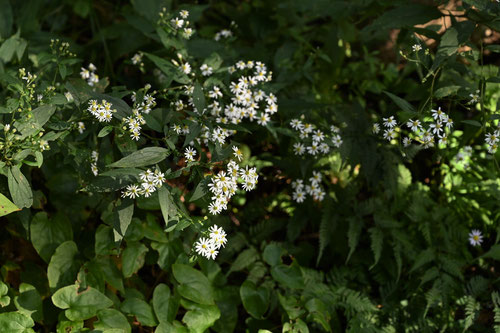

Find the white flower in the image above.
[
  {"left": 312, "top": 130, "right": 324, "bottom": 142},
  {"left": 122, "top": 184, "right": 141, "bottom": 199},
  {"left": 332, "top": 135, "right": 342, "bottom": 148},
  {"left": 209, "top": 86, "right": 223, "bottom": 99},
  {"left": 195, "top": 237, "right": 212, "bottom": 257},
  {"left": 257, "top": 113, "right": 270, "bottom": 126},
  {"left": 412, "top": 44, "right": 422, "bottom": 52},
  {"left": 200, "top": 64, "right": 213, "bottom": 76},
  {"left": 293, "top": 143, "right": 305, "bottom": 155},
  {"left": 485, "top": 131, "right": 499, "bottom": 145},
  {"left": 4, "top": 124, "right": 10, "bottom": 132},
  {"left": 88, "top": 63, "right": 97, "bottom": 72},
  {"left": 65, "top": 91, "right": 74, "bottom": 102},
  {"left": 232, "top": 146, "right": 243, "bottom": 162},
  {"left": 77, "top": 122, "right": 85, "bottom": 134},
  {"left": 429, "top": 121, "right": 443, "bottom": 135},
  {"left": 171, "top": 17, "right": 184, "bottom": 28},
  {"left": 383, "top": 129, "right": 397, "bottom": 141},
  {"left": 468, "top": 229, "right": 483, "bottom": 246},
  {"left": 372, "top": 123, "right": 380, "bottom": 134},
  {"left": 131, "top": 53, "right": 143, "bottom": 65},
  {"left": 184, "top": 146, "right": 197, "bottom": 162},
  {"left": 406, "top": 119, "right": 422, "bottom": 132},
  {"left": 383, "top": 116, "right": 397, "bottom": 128},
  {"left": 290, "top": 119, "right": 303, "bottom": 130},
  {"left": 181, "top": 62, "right": 191, "bottom": 74},
  {"left": 403, "top": 137, "right": 411, "bottom": 147},
  {"left": 179, "top": 10, "right": 189, "bottom": 19},
  {"left": 293, "top": 189, "right": 306, "bottom": 203},
  {"left": 431, "top": 107, "right": 446, "bottom": 121}
]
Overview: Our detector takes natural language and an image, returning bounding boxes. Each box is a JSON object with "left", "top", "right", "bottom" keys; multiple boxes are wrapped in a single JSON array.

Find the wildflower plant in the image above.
[{"left": 0, "top": 1, "right": 500, "bottom": 333}]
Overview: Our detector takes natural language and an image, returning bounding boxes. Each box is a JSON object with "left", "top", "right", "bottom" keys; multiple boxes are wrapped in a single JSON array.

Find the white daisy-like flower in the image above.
[{"left": 468, "top": 229, "right": 483, "bottom": 246}]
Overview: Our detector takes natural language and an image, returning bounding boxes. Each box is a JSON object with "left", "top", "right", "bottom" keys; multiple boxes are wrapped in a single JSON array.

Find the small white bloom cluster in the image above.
[
  {"left": 214, "top": 29, "right": 233, "bottom": 41},
  {"left": 121, "top": 169, "right": 165, "bottom": 199},
  {"left": 289, "top": 120, "right": 341, "bottom": 156},
  {"left": 80, "top": 63, "right": 99, "bottom": 86},
  {"left": 412, "top": 44, "right": 422, "bottom": 52},
  {"left": 172, "top": 60, "right": 277, "bottom": 147},
  {"left": 469, "top": 89, "right": 480, "bottom": 105},
  {"left": 170, "top": 10, "right": 194, "bottom": 39},
  {"left": 19, "top": 68, "right": 36, "bottom": 84},
  {"left": 90, "top": 151, "right": 99, "bottom": 176},
  {"left": 207, "top": 159, "right": 258, "bottom": 215},
  {"left": 454, "top": 145, "right": 473, "bottom": 169},
  {"left": 125, "top": 92, "right": 156, "bottom": 141},
  {"left": 291, "top": 171, "right": 326, "bottom": 203},
  {"left": 468, "top": 229, "right": 483, "bottom": 246},
  {"left": 131, "top": 53, "right": 143, "bottom": 66},
  {"left": 194, "top": 225, "right": 227, "bottom": 260},
  {"left": 77, "top": 121, "right": 85, "bottom": 134},
  {"left": 87, "top": 99, "right": 116, "bottom": 122},
  {"left": 485, "top": 127, "right": 499, "bottom": 154},
  {"left": 378, "top": 107, "right": 453, "bottom": 148}
]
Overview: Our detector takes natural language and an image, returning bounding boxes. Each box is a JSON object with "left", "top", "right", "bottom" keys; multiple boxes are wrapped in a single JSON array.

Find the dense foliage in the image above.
[{"left": 1, "top": 0, "right": 500, "bottom": 332}]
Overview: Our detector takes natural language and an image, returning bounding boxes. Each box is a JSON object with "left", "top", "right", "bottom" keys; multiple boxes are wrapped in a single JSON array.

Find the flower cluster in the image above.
[
  {"left": 162, "top": 9, "right": 194, "bottom": 39},
  {"left": 90, "top": 151, "right": 99, "bottom": 176},
  {"left": 290, "top": 119, "right": 342, "bottom": 156},
  {"left": 207, "top": 159, "right": 258, "bottom": 215},
  {"left": 453, "top": 145, "right": 473, "bottom": 169},
  {"left": 468, "top": 229, "right": 483, "bottom": 246},
  {"left": 123, "top": 90, "right": 156, "bottom": 141},
  {"left": 291, "top": 171, "right": 326, "bottom": 203},
  {"left": 80, "top": 63, "right": 99, "bottom": 86},
  {"left": 377, "top": 107, "right": 453, "bottom": 149},
  {"left": 131, "top": 53, "right": 144, "bottom": 67},
  {"left": 214, "top": 29, "right": 233, "bottom": 41},
  {"left": 485, "top": 127, "right": 499, "bottom": 154},
  {"left": 87, "top": 99, "right": 116, "bottom": 122},
  {"left": 194, "top": 225, "right": 227, "bottom": 260},
  {"left": 121, "top": 169, "right": 165, "bottom": 199}
]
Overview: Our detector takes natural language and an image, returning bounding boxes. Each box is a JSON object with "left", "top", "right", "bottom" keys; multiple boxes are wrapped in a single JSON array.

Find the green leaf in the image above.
[
  {"left": 189, "top": 177, "right": 210, "bottom": 202},
  {"left": 0, "top": 312, "right": 34, "bottom": 333},
  {"left": 122, "top": 242, "right": 148, "bottom": 278},
  {"left": 434, "top": 85, "right": 461, "bottom": 98},
  {"left": 13, "top": 283, "right": 43, "bottom": 322},
  {"left": 153, "top": 284, "right": 171, "bottom": 324},
  {"left": 30, "top": 212, "right": 73, "bottom": 263},
  {"left": 113, "top": 199, "right": 135, "bottom": 243},
  {"left": 144, "top": 52, "right": 190, "bottom": 85},
  {"left": 52, "top": 284, "right": 113, "bottom": 321},
  {"left": 158, "top": 186, "right": 177, "bottom": 225},
  {"left": 481, "top": 244, "right": 500, "bottom": 260},
  {"left": 263, "top": 243, "right": 282, "bottom": 267},
  {"left": 270, "top": 262, "right": 304, "bottom": 289},
  {"left": 182, "top": 302, "right": 220, "bottom": 333},
  {"left": 98, "top": 125, "right": 114, "bottom": 137},
  {"left": 94, "top": 309, "right": 131, "bottom": 333},
  {"left": 368, "top": 227, "right": 384, "bottom": 269},
  {"left": 346, "top": 217, "right": 363, "bottom": 263},
  {"left": 0, "top": 281, "right": 10, "bottom": 307},
  {"left": 172, "top": 264, "right": 214, "bottom": 305},
  {"left": 157, "top": 27, "right": 183, "bottom": 50},
  {"left": 7, "top": 166, "right": 33, "bottom": 209},
  {"left": 32, "top": 105, "right": 56, "bottom": 128},
  {"left": 0, "top": 0, "right": 13, "bottom": 39},
  {"left": 121, "top": 297, "right": 158, "bottom": 327},
  {"left": 108, "top": 147, "right": 170, "bottom": 168},
  {"left": 0, "top": 192, "right": 20, "bottom": 217},
  {"left": 383, "top": 91, "right": 416, "bottom": 113},
  {"left": 48, "top": 241, "right": 80, "bottom": 290},
  {"left": 305, "top": 298, "right": 331, "bottom": 332},
  {"left": 229, "top": 248, "right": 258, "bottom": 274},
  {"left": 192, "top": 83, "right": 206, "bottom": 114},
  {"left": 461, "top": 120, "right": 482, "bottom": 127},
  {"left": 240, "top": 280, "right": 269, "bottom": 319}
]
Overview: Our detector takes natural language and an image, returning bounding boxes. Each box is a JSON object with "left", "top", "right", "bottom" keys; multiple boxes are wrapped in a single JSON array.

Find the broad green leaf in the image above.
[
  {"left": 0, "top": 281, "right": 10, "bottom": 307},
  {"left": 263, "top": 243, "right": 282, "bottom": 267},
  {"left": 122, "top": 242, "right": 148, "bottom": 278},
  {"left": 481, "top": 244, "right": 500, "bottom": 260},
  {"left": 305, "top": 298, "right": 331, "bottom": 332},
  {"left": 94, "top": 309, "right": 131, "bottom": 333},
  {"left": 434, "top": 85, "right": 461, "bottom": 98},
  {"left": 30, "top": 212, "right": 73, "bottom": 263},
  {"left": 52, "top": 284, "right": 113, "bottom": 321},
  {"left": 95, "top": 225, "right": 119, "bottom": 256},
  {"left": 0, "top": 312, "right": 34, "bottom": 333},
  {"left": 32, "top": 105, "right": 56, "bottom": 127},
  {"left": 383, "top": 91, "right": 416, "bottom": 113},
  {"left": 270, "top": 262, "right": 304, "bottom": 289},
  {"left": 113, "top": 199, "right": 135, "bottom": 243},
  {"left": 192, "top": 83, "right": 205, "bottom": 114},
  {"left": 229, "top": 248, "right": 258, "bottom": 274},
  {"left": 98, "top": 125, "right": 114, "bottom": 137},
  {"left": 0, "top": 0, "right": 13, "bottom": 39},
  {"left": 144, "top": 53, "right": 190, "bottom": 85},
  {"left": 240, "top": 280, "right": 269, "bottom": 319},
  {"left": 8, "top": 166, "right": 33, "bottom": 209},
  {"left": 156, "top": 321, "right": 188, "bottom": 333},
  {"left": 48, "top": 241, "right": 80, "bottom": 290},
  {"left": 158, "top": 186, "right": 177, "bottom": 225},
  {"left": 108, "top": 147, "right": 170, "bottom": 168},
  {"left": 14, "top": 283, "right": 43, "bottom": 322},
  {"left": 182, "top": 302, "right": 220, "bottom": 333},
  {"left": 0, "top": 192, "right": 20, "bottom": 217},
  {"left": 153, "top": 284, "right": 171, "bottom": 323},
  {"left": 121, "top": 297, "right": 158, "bottom": 327},
  {"left": 172, "top": 264, "right": 214, "bottom": 305},
  {"left": 189, "top": 177, "right": 210, "bottom": 202}
]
